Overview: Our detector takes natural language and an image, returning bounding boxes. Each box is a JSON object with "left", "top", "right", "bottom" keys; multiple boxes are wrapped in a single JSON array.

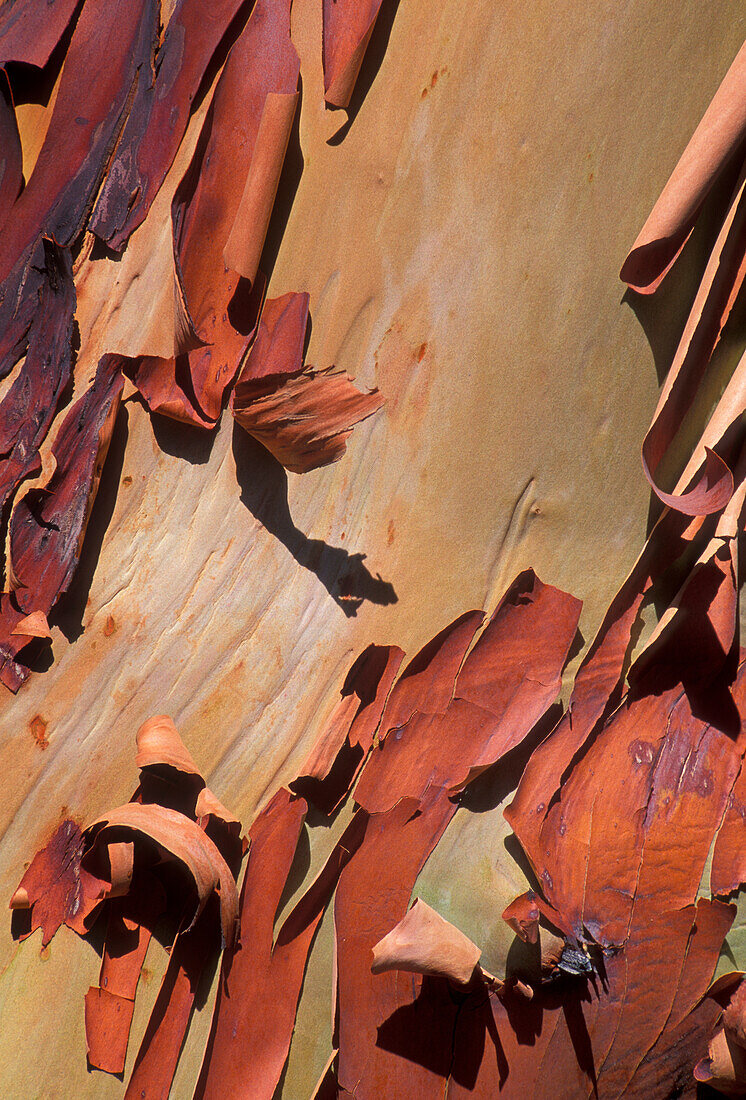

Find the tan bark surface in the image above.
[{"left": 1, "top": 1, "right": 745, "bottom": 1095}]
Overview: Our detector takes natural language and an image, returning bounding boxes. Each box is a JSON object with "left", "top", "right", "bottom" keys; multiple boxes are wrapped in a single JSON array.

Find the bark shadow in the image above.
[{"left": 232, "top": 425, "right": 397, "bottom": 617}]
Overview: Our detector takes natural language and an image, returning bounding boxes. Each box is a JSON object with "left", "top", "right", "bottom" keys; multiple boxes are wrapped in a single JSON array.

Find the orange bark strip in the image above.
[
  {"left": 376, "top": 609, "right": 485, "bottom": 733},
  {"left": 124, "top": 906, "right": 217, "bottom": 1100},
  {"left": 9, "top": 819, "right": 106, "bottom": 947},
  {"left": 85, "top": 987, "right": 136, "bottom": 1075},
  {"left": 356, "top": 571, "right": 580, "bottom": 812},
  {"left": 194, "top": 787, "right": 308, "bottom": 1099},
  {"left": 196, "top": 810, "right": 367, "bottom": 1100},
  {"left": 621, "top": 899, "right": 735, "bottom": 1098}
]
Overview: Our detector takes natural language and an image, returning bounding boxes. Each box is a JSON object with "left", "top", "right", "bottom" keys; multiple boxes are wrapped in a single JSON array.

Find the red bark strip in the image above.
[
  {"left": 0, "top": 352, "right": 123, "bottom": 690},
  {"left": 0, "top": 0, "right": 79, "bottom": 69},
  {"left": 85, "top": 987, "right": 136, "bottom": 1075},
  {"left": 0, "top": 71, "right": 22, "bottom": 232},
  {"left": 194, "top": 787, "right": 307, "bottom": 1099},
  {"left": 0, "top": 0, "right": 158, "bottom": 284},
  {"left": 90, "top": 0, "right": 250, "bottom": 249}
]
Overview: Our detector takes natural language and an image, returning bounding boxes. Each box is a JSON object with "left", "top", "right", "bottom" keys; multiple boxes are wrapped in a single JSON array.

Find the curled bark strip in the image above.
[
  {"left": 85, "top": 802, "right": 238, "bottom": 949},
  {"left": 322, "top": 0, "right": 384, "bottom": 109},
  {"left": 0, "top": 0, "right": 79, "bottom": 68},
  {"left": 638, "top": 161, "right": 746, "bottom": 515},
  {"left": 90, "top": 0, "right": 249, "bottom": 249},
  {"left": 135, "top": 714, "right": 202, "bottom": 777},
  {"left": 371, "top": 899, "right": 482, "bottom": 986},
  {"left": 621, "top": 39, "right": 746, "bottom": 294},
  {"left": 130, "top": 272, "right": 266, "bottom": 428},
  {"left": 0, "top": 352, "right": 123, "bottom": 691},
  {"left": 142, "top": 0, "right": 299, "bottom": 426},
  {"left": 631, "top": 441, "right": 746, "bottom": 693},
  {"left": 232, "top": 365, "right": 384, "bottom": 473},
  {"left": 0, "top": 0, "right": 158, "bottom": 285},
  {"left": 173, "top": 0, "right": 299, "bottom": 322}
]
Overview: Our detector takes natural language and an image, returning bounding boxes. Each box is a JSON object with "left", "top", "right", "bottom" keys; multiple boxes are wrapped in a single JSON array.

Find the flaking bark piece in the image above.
[
  {"left": 323, "top": 0, "right": 385, "bottom": 108},
  {"left": 10, "top": 611, "right": 51, "bottom": 640},
  {"left": 694, "top": 1028, "right": 746, "bottom": 1096},
  {"left": 371, "top": 899, "right": 482, "bottom": 986},
  {"left": 9, "top": 819, "right": 106, "bottom": 946},
  {"left": 231, "top": 365, "right": 384, "bottom": 474},
  {"left": 501, "top": 888, "right": 569, "bottom": 945},
  {"left": 502, "top": 891, "right": 541, "bottom": 944},
  {"left": 84, "top": 803, "right": 238, "bottom": 949}
]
